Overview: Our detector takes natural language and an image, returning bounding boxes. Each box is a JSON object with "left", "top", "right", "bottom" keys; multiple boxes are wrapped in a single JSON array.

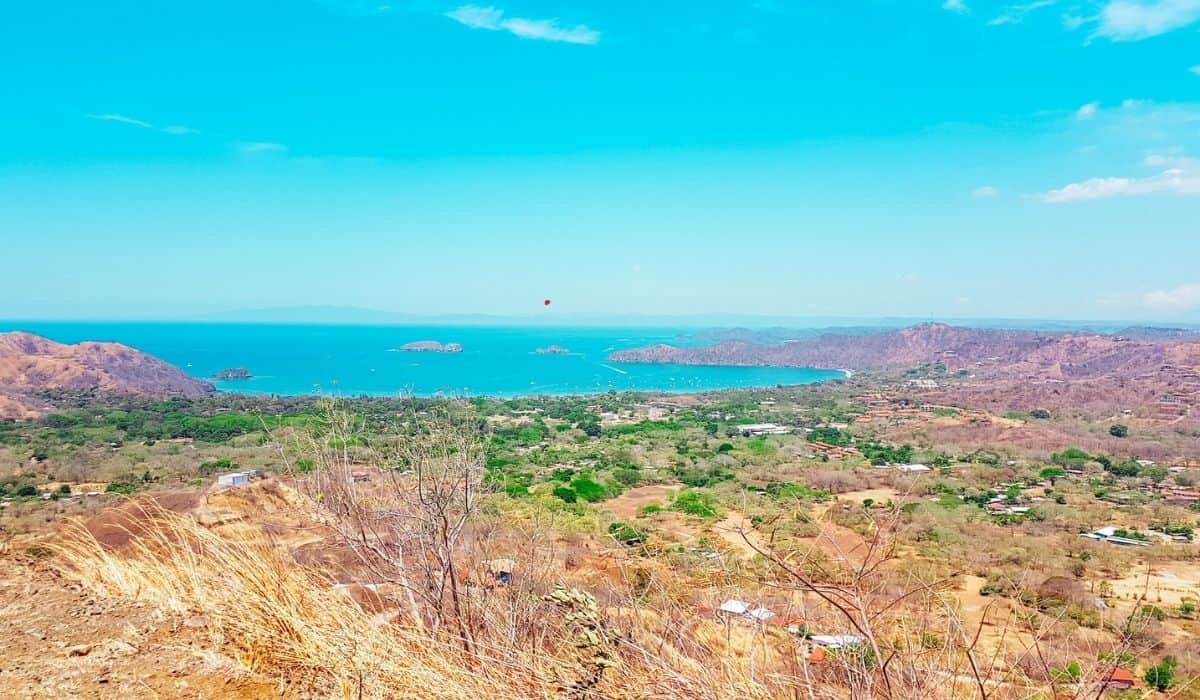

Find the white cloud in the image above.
[
  {"left": 87, "top": 113, "right": 201, "bottom": 136},
  {"left": 1143, "top": 282, "right": 1200, "bottom": 309},
  {"left": 1062, "top": 13, "right": 1087, "bottom": 29},
  {"left": 1144, "top": 153, "right": 1195, "bottom": 167},
  {"left": 1041, "top": 163, "right": 1200, "bottom": 202},
  {"left": 238, "top": 141, "right": 288, "bottom": 155},
  {"left": 1093, "top": 0, "right": 1200, "bottom": 41},
  {"left": 972, "top": 185, "right": 999, "bottom": 197},
  {"left": 988, "top": 0, "right": 1057, "bottom": 25},
  {"left": 1191, "top": 65, "right": 1200, "bottom": 75},
  {"left": 445, "top": 5, "right": 599, "bottom": 44},
  {"left": 446, "top": 5, "right": 503, "bottom": 28},
  {"left": 87, "top": 113, "right": 153, "bottom": 129},
  {"left": 1076, "top": 101, "right": 1099, "bottom": 120},
  {"left": 943, "top": 0, "right": 969, "bottom": 14}
]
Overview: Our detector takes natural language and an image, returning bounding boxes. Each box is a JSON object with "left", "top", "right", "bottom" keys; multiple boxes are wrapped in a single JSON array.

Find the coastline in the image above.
[
  {"left": 0, "top": 321, "right": 845, "bottom": 399},
  {"left": 210, "top": 362, "right": 844, "bottom": 399}
]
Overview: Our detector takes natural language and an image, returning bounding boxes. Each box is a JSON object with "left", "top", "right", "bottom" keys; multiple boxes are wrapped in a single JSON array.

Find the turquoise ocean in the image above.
[{"left": 0, "top": 322, "right": 842, "bottom": 397}]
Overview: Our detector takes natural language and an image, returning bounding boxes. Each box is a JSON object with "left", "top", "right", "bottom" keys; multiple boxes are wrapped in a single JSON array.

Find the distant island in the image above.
[
  {"left": 534, "top": 345, "right": 570, "bottom": 355},
  {"left": 212, "top": 368, "right": 252, "bottom": 381},
  {"left": 398, "top": 341, "right": 463, "bottom": 353}
]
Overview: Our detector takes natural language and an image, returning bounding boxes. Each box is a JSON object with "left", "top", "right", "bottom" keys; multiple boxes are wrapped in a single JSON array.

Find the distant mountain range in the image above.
[
  {"left": 0, "top": 332, "right": 212, "bottom": 419},
  {"left": 611, "top": 323, "right": 1200, "bottom": 422},
  {"left": 195, "top": 306, "right": 1200, "bottom": 331}
]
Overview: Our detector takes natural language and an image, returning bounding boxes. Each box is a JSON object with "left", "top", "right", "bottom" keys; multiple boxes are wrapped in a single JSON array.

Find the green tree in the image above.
[
  {"left": 1144, "top": 657, "right": 1177, "bottom": 691},
  {"left": 1109, "top": 424, "right": 1129, "bottom": 438},
  {"left": 673, "top": 490, "right": 719, "bottom": 518},
  {"left": 570, "top": 476, "right": 610, "bottom": 502},
  {"left": 806, "top": 427, "right": 849, "bottom": 446},
  {"left": 1039, "top": 466, "right": 1066, "bottom": 482},
  {"left": 607, "top": 521, "right": 646, "bottom": 546}
]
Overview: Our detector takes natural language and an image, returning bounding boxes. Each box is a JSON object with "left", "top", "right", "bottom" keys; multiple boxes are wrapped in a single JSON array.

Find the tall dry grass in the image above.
[
  {"left": 50, "top": 499, "right": 789, "bottom": 699},
  {"left": 52, "top": 501, "right": 566, "bottom": 699}
]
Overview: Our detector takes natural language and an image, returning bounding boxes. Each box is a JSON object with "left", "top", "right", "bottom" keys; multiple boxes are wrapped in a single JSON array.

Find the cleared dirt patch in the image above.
[
  {"left": 711, "top": 512, "right": 767, "bottom": 557},
  {"left": 1103, "top": 560, "right": 1200, "bottom": 607},
  {"left": 604, "top": 484, "right": 678, "bottom": 520},
  {"left": 833, "top": 487, "right": 901, "bottom": 507}
]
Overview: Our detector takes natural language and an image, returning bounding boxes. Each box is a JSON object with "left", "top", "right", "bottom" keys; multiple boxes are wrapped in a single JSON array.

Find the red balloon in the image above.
[{"left": 543, "top": 299, "right": 551, "bottom": 306}]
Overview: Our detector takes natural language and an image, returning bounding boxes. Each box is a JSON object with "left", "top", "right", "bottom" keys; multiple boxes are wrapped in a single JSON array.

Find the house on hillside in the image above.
[
  {"left": 810, "top": 634, "right": 866, "bottom": 650},
  {"left": 986, "top": 502, "right": 1030, "bottom": 516},
  {"left": 717, "top": 599, "right": 776, "bottom": 624},
  {"left": 216, "top": 472, "right": 249, "bottom": 487},
  {"left": 737, "top": 423, "right": 793, "bottom": 437},
  {"left": 1103, "top": 667, "right": 1137, "bottom": 691},
  {"left": 1082, "top": 526, "right": 1151, "bottom": 547}
]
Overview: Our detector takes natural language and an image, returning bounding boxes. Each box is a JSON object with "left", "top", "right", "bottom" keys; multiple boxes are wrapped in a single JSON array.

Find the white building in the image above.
[
  {"left": 1081, "top": 526, "right": 1151, "bottom": 547},
  {"left": 717, "top": 599, "right": 776, "bottom": 623},
  {"left": 737, "top": 423, "right": 793, "bottom": 437},
  {"left": 811, "top": 635, "right": 866, "bottom": 649},
  {"left": 217, "top": 472, "right": 250, "bottom": 487}
]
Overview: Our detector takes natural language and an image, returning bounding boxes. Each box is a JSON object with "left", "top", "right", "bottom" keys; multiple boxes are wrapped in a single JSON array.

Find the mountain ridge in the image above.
[
  {"left": 609, "top": 322, "right": 1200, "bottom": 380},
  {"left": 0, "top": 332, "right": 213, "bottom": 419}
]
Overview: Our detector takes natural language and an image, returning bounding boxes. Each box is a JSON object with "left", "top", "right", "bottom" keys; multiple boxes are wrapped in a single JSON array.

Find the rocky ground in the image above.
[{"left": 0, "top": 554, "right": 279, "bottom": 699}]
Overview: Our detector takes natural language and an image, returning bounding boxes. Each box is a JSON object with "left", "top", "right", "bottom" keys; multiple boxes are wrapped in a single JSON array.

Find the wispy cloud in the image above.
[
  {"left": 87, "top": 113, "right": 198, "bottom": 135},
  {"left": 1041, "top": 155, "right": 1200, "bottom": 202},
  {"left": 1191, "top": 64, "right": 1200, "bottom": 75},
  {"left": 972, "top": 185, "right": 999, "bottom": 197},
  {"left": 943, "top": 0, "right": 970, "bottom": 14},
  {"left": 87, "top": 113, "right": 153, "bottom": 129},
  {"left": 1093, "top": 0, "right": 1200, "bottom": 41},
  {"left": 237, "top": 141, "right": 288, "bottom": 155},
  {"left": 1076, "top": 101, "right": 1099, "bottom": 120},
  {"left": 988, "top": 0, "right": 1056, "bottom": 25},
  {"left": 1143, "top": 282, "right": 1200, "bottom": 310},
  {"left": 445, "top": 5, "right": 600, "bottom": 45}
]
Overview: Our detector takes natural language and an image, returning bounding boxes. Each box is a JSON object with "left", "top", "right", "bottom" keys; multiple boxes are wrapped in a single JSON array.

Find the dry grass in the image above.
[
  {"left": 51, "top": 502, "right": 566, "bottom": 699},
  {"left": 49, "top": 499, "right": 789, "bottom": 699}
]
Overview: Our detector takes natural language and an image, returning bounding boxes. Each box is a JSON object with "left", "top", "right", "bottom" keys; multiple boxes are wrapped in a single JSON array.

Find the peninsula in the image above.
[{"left": 0, "top": 331, "right": 214, "bottom": 419}]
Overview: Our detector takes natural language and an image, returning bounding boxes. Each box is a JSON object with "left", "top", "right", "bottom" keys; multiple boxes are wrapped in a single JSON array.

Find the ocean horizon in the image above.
[{"left": 0, "top": 321, "right": 843, "bottom": 398}]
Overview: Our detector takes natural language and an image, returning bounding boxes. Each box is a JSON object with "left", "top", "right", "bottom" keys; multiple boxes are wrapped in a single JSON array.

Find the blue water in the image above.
[{"left": 0, "top": 322, "right": 842, "bottom": 397}]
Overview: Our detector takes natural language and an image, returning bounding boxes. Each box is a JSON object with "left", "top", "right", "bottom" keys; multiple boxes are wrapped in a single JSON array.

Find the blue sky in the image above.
[{"left": 1, "top": 0, "right": 1198, "bottom": 322}]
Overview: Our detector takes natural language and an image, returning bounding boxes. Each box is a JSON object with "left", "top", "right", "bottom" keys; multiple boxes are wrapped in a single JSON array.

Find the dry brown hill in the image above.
[
  {"left": 609, "top": 323, "right": 1194, "bottom": 379},
  {"left": 0, "top": 332, "right": 213, "bottom": 419}
]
